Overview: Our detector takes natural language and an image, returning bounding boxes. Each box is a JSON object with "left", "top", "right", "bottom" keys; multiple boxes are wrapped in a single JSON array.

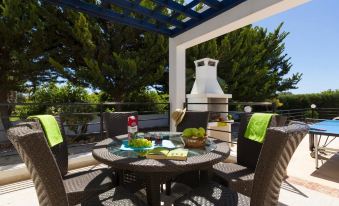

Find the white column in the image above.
[{"left": 169, "top": 38, "right": 186, "bottom": 131}]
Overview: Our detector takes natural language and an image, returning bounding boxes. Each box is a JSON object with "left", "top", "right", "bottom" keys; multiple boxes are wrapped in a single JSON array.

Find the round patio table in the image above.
[{"left": 92, "top": 132, "right": 230, "bottom": 206}]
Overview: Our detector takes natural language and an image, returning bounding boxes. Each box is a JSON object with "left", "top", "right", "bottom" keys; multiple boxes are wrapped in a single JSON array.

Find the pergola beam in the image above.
[
  {"left": 152, "top": 0, "right": 201, "bottom": 19},
  {"left": 46, "top": 0, "right": 172, "bottom": 36},
  {"left": 203, "top": 0, "right": 223, "bottom": 9},
  {"left": 171, "top": 0, "right": 246, "bottom": 36},
  {"left": 103, "top": 0, "right": 185, "bottom": 28},
  {"left": 172, "top": 0, "right": 310, "bottom": 48},
  {"left": 169, "top": 0, "right": 201, "bottom": 22}
]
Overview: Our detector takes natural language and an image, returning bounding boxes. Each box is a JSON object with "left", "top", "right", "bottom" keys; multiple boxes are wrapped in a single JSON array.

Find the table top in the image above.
[
  {"left": 108, "top": 132, "right": 218, "bottom": 158},
  {"left": 309, "top": 120, "right": 339, "bottom": 136},
  {"left": 92, "top": 132, "right": 230, "bottom": 173}
]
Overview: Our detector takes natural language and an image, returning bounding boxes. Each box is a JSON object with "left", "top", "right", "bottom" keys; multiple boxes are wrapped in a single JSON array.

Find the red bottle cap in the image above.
[{"left": 128, "top": 116, "right": 137, "bottom": 126}]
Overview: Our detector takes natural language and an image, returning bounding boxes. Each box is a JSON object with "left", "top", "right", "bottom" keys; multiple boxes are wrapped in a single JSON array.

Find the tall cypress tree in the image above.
[{"left": 185, "top": 24, "right": 301, "bottom": 101}]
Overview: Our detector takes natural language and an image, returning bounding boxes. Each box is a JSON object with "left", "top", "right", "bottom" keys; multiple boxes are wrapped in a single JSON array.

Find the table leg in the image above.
[
  {"left": 116, "top": 170, "right": 123, "bottom": 186},
  {"left": 315, "top": 134, "right": 319, "bottom": 169},
  {"left": 309, "top": 133, "right": 315, "bottom": 152},
  {"left": 200, "top": 169, "right": 211, "bottom": 184},
  {"left": 165, "top": 180, "right": 172, "bottom": 195},
  {"left": 146, "top": 176, "right": 161, "bottom": 206}
]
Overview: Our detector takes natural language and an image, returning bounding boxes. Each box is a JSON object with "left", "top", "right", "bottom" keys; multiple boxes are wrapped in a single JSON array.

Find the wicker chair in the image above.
[
  {"left": 102, "top": 112, "right": 144, "bottom": 189},
  {"left": 174, "top": 123, "right": 308, "bottom": 206},
  {"left": 170, "top": 111, "right": 210, "bottom": 192},
  {"left": 212, "top": 113, "right": 287, "bottom": 196},
  {"left": 176, "top": 111, "right": 210, "bottom": 132},
  {"left": 15, "top": 116, "right": 69, "bottom": 176},
  {"left": 103, "top": 112, "right": 138, "bottom": 140},
  {"left": 14, "top": 116, "right": 116, "bottom": 205},
  {"left": 7, "top": 126, "right": 146, "bottom": 206}
]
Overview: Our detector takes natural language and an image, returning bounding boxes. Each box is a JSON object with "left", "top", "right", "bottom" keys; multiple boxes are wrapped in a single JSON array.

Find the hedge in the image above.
[{"left": 278, "top": 90, "right": 339, "bottom": 109}]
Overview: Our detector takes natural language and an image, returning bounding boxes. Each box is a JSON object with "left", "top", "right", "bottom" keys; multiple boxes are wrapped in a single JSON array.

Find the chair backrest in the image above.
[
  {"left": 51, "top": 116, "right": 69, "bottom": 176},
  {"left": 7, "top": 126, "right": 69, "bottom": 206},
  {"left": 250, "top": 123, "right": 308, "bottom": 206},
  {"left": 176, "top": 111, "right": 210, "bottom": 132},
  {"left": 14, "top": 116, "right": 69, "bottom": 176},
  {"left": 237, "top": 113, "right": 287, "bottom": 169},
  {"left": 103, "top": 112, "right": 138, "bottom": 140}
]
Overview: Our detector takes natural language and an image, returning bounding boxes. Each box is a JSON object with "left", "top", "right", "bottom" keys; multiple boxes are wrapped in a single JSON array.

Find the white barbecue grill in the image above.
[{"left": 186, "top": 58, "right": 232, "bottom": 143}]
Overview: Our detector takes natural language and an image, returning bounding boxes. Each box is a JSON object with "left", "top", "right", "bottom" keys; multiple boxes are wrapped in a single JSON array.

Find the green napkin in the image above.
[
  {"left": 28, "top": 115, "right": 63, "bottom": 147},
  {"left": 244, "top": 113, "right": 274, "bottom": 143}
]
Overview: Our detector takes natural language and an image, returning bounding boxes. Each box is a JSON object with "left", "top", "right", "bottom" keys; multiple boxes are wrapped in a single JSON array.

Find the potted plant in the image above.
[{"left": 181, "top": 127, "right": 207, "bottom": 148}]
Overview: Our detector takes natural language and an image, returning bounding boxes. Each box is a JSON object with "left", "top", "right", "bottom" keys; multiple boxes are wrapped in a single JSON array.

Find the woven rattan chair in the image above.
[
  {"left": 7, "top": 126, "right": 145, "bottom": 206},
  {"left": 15, "top": 116, "right": 116, "bottom": 205},
  {"left": 103, "top": 112, "right": 138, "bottom": 140},
  {"left": 170, "top": 111, "right": 210, "bottom": 193},
  {"left": 15, "top": 116, "right": 70, "bottom": 176},
  {"left": 174, "top": 123, "right": 308, "bottom": 206},
  {"left": 176, "top": 111, "right": 210, "bottom": 132},
  {"left": 212, "top": 113, "right": 287, "bottom": 196},
  {"left": 102, "top": 111, "right": 145, "bottom": 191}
]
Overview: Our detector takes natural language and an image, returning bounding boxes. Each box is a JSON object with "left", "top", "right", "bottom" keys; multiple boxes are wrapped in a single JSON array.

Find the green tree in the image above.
[
  {"left": 48, "top": 3, "right": 168, "bottom": 102},
  {"left": 185, "top": 23, "right": 301, "bottom": 101},
  {"left": 0, "top": 0, "right": 58, "bottom": 128},
  {"left": 0, "top": 0, "right": 168, "bottom": 128},
  {"left": 123, "top": 89, "right": 169, "bottom": 113}
]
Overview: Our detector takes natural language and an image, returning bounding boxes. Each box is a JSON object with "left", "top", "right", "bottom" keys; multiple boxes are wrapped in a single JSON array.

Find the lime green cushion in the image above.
[
  {"left": 244, "top": 113, "right": 274, "bottom": 143},
  {"left": 28, "top": 115, "right": 63, "bottom": 147}
]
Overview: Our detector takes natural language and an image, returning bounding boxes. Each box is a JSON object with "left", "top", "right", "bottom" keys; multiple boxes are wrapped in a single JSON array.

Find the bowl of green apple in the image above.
[{"left": 181, "top": 128, "right": 207, "bottom": 148}]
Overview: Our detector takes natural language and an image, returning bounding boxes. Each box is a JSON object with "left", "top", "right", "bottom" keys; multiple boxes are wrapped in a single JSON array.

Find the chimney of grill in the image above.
[{"left": 190, "top": 58, "right": 224, "bottom": 95}]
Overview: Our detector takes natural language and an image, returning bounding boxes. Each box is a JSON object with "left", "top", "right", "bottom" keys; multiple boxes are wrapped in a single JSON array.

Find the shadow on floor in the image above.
[
  {"left": 0, "top": 180, "right": 34, "bottom": 195},
  {"left": 281, "top": 180, "right": 308, "bottom": 198},
  {"left": 135, "top": 182, "right": 191, "bottom": 206},
  {"left": 311, "top": 153, "right": 339, "bottom": 184}
]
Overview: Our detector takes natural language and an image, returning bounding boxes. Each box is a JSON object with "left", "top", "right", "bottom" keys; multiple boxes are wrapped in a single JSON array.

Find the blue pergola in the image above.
[{"left": 45, "top": 0, "right": 246, "bottom": 37}]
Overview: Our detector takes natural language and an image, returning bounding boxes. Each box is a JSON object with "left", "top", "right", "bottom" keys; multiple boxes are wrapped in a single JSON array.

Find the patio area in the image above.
[
  {"left": 2, "top": 0, "right": 339, "bottom": 205},
  {"left": 1, "top": 134, "right": 338, "bottom": 206}
]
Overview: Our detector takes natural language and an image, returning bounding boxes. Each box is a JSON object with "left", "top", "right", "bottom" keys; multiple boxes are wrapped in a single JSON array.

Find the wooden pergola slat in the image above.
[{"left": 44, "top": 0, "right": 246, "bottom": 37}]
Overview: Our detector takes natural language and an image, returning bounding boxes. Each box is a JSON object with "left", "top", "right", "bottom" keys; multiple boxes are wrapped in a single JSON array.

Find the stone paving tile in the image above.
[
  {"left": 286, "top": 134, "right": 339, "bottom": 192},
  {"left": 286, "top": 176, "right": 339, "bottom": 198},
  {"left": 279, "top": 179, "right": 339, "bottom": 206}
]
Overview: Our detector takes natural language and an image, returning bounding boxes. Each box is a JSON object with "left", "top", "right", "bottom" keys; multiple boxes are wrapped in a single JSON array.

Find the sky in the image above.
[{"left": 254, "top": 0, "right": 339, "bottom": 94}]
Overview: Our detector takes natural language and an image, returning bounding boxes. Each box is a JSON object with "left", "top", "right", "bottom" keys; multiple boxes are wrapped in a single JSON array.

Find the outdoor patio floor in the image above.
[
  {"left": 286, "top": 134, "right": 339, "bottom": 196},
  {"left": 0, "top": 135, "right": 338, "bottom": 206}
]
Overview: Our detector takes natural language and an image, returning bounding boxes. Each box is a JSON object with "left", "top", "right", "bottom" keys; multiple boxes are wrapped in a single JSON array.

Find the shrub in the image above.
[
  {"left": 278, "top": 90, "right": 339, "bottom": 109},
  {"left": 304, "top": 110, "right": 319, "bottom": 119},
  {"left": 121, "top": 90, "right": 169, "bottom": 114},
  {"left": 12, "top": 83, "right": 99, "bottom": 142}
]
